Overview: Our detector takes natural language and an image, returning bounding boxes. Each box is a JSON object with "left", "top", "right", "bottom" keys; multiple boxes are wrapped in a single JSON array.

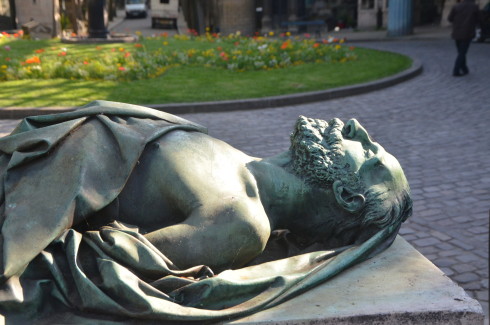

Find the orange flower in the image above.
[
  {"left": 217, "top": 46, "right": 223, "bottom": 51},
  {"left": 280, "top": 41, "right": 289, "bottom": 50},
  {"left": 124, "top": 52, "right": 131, "bottom": 58},
  {"left": 134, "top": 43, "right": 143, "bottom": 48},
  {"left": 58, "top": 51, "right": 67, "bottom": 56},
  {"left": 25, "top": 56, "right": 41, "bottom": 64},
  {"left": 5, "top": 57, "right": 11, "bottom": 61},
  {"left": 118, "top": 67, "right": 126, "bottom": 71},
  {"left": 71, "top": 32, "right": 77, "bottom": 37},
  {"left": 35, "top": 49, "right": 45, "bottom": 53},
  {"left": 83, "top": 61, "right": 89, "bottom": 65},
  {"left": 313, "top": 43, "right": 320, "bottom": 48}
]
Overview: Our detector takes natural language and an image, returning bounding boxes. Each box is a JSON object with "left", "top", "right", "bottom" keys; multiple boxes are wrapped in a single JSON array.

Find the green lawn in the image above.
[{"left": 0, "top": 36, "right": 411, "bottom": 108}]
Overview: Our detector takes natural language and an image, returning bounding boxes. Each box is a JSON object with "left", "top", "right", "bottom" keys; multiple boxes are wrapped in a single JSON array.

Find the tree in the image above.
[{"left": 65, "top": 0, "right": 87, "bottom": 35}]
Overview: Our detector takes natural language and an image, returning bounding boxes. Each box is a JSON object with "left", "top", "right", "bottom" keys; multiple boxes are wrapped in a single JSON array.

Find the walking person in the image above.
[{"left": 448, "top": 0, "right": 480, "bottom": 76}]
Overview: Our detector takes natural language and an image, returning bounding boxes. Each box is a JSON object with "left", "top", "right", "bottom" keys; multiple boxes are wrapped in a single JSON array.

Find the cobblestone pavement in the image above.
[{"left": 0, "top": 39, "right": 488, "bottom": 319}]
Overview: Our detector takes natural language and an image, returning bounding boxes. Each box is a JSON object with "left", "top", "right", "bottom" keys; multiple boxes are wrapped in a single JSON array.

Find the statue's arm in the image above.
[{"left": 144, "top": 199, "right": 271, "bottom": 272}]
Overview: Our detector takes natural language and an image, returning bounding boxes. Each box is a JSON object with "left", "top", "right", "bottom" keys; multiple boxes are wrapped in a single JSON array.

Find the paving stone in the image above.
[
  {"left": 455, "top": 254, "right": 480, "bottom": 263},
  {"left": 433, "top": 258, "right": 458, "bottom": 268},
  {"left": 453, "top": 272, "right": 480, "bottom": 284},
  {"left": 477, "top": 290, "right": 489, "bottom": 301},
  {"left": 462, "top": 281, "right": 483, "bottom": 290},
  {"left": 468, "top": 227, "right": 488, "bottom": 234},
  {"left": 453, "top": 264, "right": 477, "bottom": 274},
  {"left": 452, "top": 240, "right": 475, "bottom": 251},
  {"left": 430, "top": 230, "right": 452, "bottom": 242},
  {"left": 413, "top": 237, "right": 440, "bottom": 247}
]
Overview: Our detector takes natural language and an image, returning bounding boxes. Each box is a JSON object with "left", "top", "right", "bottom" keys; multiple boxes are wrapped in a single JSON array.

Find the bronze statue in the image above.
[{"left": 0, "top": 101, "right": 412, "bottom": 323}]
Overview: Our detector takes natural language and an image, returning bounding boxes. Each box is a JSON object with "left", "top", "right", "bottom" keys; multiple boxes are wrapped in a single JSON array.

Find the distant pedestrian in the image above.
[{"left": 448, "top": 0, "right": 479, "bottom": 76}]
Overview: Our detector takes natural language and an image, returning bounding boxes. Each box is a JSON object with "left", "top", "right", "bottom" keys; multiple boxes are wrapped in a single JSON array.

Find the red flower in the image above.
[
  {"left": 219, "top": 52, "right": 228, "bottom": 61},
  {"left": 58, "top": 51, "right": 67, "bottom": 56},
  {"left": 118, "top": 67, "right": 126, "bottom": 71},
  {"left": 35, "top": 49, "right": 45, "bottom": 54},
  {"left": 124, "top": 52, "right": 131, "bottom": 58},
  {"left": 313, "top": 43, "right": 320, "bottom": 48}
]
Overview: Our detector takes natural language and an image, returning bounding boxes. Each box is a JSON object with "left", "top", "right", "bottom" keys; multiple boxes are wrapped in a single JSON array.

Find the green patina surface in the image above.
[{"left": 0, "top": 101, "right": 412, "bottom": 323}]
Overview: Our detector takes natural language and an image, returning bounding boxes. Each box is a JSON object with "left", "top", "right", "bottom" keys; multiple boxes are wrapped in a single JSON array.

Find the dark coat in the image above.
[{"left": 448, "top": 0, "right": 480, "bottom": 40}]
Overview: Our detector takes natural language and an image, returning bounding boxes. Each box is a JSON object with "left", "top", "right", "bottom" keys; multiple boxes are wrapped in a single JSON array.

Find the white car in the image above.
[{"left": 125, "top": 0, "right": 148, "bottom": 18}]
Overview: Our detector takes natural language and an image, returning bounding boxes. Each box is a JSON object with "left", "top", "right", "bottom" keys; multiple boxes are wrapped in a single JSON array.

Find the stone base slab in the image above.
[{"left": 225, "top": 236, "right": 484, "bottom": 325}]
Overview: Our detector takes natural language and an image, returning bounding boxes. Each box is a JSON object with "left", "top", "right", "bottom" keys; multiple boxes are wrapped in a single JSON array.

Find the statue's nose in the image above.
[{"left": 343, "top": 119, "right": 378, "bottom": 152}]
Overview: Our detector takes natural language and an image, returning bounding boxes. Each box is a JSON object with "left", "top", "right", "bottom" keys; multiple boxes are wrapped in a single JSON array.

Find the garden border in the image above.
[{"left": 0, "top": 58, "right": 422, "bottom": 119}]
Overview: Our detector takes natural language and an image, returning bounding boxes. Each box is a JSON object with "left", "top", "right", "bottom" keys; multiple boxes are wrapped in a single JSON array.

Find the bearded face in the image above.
[{"left": 289, "top": 116, "right": 363, "bottom": 192}]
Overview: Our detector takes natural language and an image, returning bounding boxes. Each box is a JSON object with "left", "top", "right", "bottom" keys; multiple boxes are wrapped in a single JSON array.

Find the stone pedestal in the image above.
[{"left": 225, "top": 236, "right": 484, "bottom": 325}]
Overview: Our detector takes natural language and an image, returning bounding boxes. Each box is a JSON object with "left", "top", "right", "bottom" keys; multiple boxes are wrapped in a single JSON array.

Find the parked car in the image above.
[
  {"left": 125, "top": 0, "right": 148, "bottom": 19},
  {"left": 150, "top": 0, "right": 179, "bottom": 29}
]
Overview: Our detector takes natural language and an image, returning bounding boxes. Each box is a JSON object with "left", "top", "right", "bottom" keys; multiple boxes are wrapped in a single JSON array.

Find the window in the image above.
[{"left": 361, "top": 0, "right": 375, "bottom": 9}]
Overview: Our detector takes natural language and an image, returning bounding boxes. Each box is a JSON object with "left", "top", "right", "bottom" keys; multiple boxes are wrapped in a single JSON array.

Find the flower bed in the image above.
[{"left": 0, "top": 31, "right": 356, "bottom": 82}]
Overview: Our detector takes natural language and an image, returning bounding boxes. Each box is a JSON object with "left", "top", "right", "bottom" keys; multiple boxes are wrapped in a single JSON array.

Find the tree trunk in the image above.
[
  {"left": 108, "top": 0, "right": 117, "bottom": 21},
  {"left": 65, "top": 0, "right": 87, "bottom": 35}
]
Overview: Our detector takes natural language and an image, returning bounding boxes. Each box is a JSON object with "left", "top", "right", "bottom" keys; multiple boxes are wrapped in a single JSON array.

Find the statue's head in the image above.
[{"left": 289, "top": 116, "right": 412, "bottom": 245}]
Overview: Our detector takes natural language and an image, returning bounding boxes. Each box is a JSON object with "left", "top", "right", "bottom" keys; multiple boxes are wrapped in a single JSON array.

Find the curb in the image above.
[{"left": 0, "top": 58, "right": 423, "bottom": 119}]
